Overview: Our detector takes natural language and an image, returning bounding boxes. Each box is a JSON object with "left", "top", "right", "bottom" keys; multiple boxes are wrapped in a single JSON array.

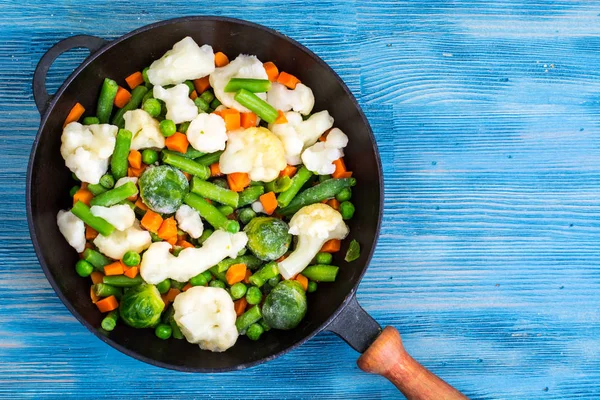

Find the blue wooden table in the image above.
[{"left": 2, "top": 1, "right": 600, "bottom": 398}]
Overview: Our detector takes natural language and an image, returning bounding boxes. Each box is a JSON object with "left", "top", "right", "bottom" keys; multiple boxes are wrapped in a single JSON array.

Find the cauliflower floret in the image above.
[
  {"left": 209, "top": 55, "right": 268, "bottom": 112},
  {"left": 153, "top": 84, "right": 198, "bottom": 124},
  {"left": 123, "top": 109, "right": 165, "bottom": 150},
  {"left": 269, "top": 111, "right": 334, "bottom": 165},
  {"left": 175, "top": 205, "right": 204, "bottom": 239},
  {"left": 60, "top": 122, "right": 118, "bottom": 184},
  {"left": 278, "top": 204, "right": 348, "bottom": 279},
  {"left": 93, "top": 221, "right": 152, "bottom": 260},
  {"left": 267, "top": 82, "right": 315, "bottom": 116},
  {"left": 115, "top": 177, "right": 138, "bottom": 188},
  {"left": 90, "top": 204, "right": 136, "bottom": 231},
  {"left": 301, "top": 128, "right": 349, "bottom": 175},
  {"left": 251, "top": 201, "right": 265, "bottom": 214},
  {"left": 140, "top": 230, "right": 248, "bottom": 284},
  {"left": 147, "top": 37, "right": 215, "bottom": 86},
  {"left": 57, "top": 210, "right": 85, "bottom": 253},
  {"left": 186, "top": 113, "right": 227, "bottom": 153},
  {"left": 173, "top": 286, "right": 238, "bottom": 352},
  {"left": 219, "top": 127, "right": 286, "bottom": 182}
]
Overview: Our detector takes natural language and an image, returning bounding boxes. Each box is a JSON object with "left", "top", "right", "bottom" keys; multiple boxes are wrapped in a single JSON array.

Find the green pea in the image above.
[
  {"left": 335, "top": 187, "right": 352, "bottom": 202},
  {"left": 209, "top": 280, "right": 226, "bottom": 289},
  {"left": 238, "top": 208, "right": 256, "bottom": 225},
  {"left": 267, "top": 275, "right": 281, "bottom": 287},
  {"left": 201, "top": 270, "right": 213, "bottom": 282},
  {"left": 142, "top": 149, "right": 159, "bottom": 165},
  {"left": 246, "top": 323, "right": 264, "bottom": 341},
  {"left": 184, "top": 80, "right": 195, "bottom": 94},
  {"left": 142, "top": 67, "right": 151, "bottom": 85},
  {"left": 75, "top": 260, "right": 94, "bottom": 277},
  {"left": 307, "top": 281, "right": 318, "bottom": 293},
  {"left": 190, "top": 273, "right": 208, "bottom": 287},
  {"left": 230, "top": 282, "right": 247, "bottom": 300},
  {"left": 69, "top": 185, "right": 80, "bottom": 197},
  {"left": 339, "top": 201, "right": 355, "bottom": 220},
  {"left": 143, "top": 98, "right": 162, "bottom": 118},
  {"left": 200, "top": 90, "right": 215, "bottom": 104},
  {"left": 83, "top": 116, "right": 100, "bottom": 125},
  {"left": 315, "top": 252, "right": 333, "bottom": 265},
  {"left": 194, "top": 97, "right": 210, "bottom": 112},
  {"left": 99, "top": 174, "right": 115, "bottom": 189},
  {"left": 155, "top": 323, "right": 172, "bottom": 340},
  {"left": 246, "top": 286, "right": 263, "bottom": 305},
  {"left": 122, "top": 251, "right": 141, "bottom": 267},
  {"left": 170, "top": 280, "right": 185, "bottom": 290},
  {"left": 210, "top": 98, "right": 222, "bottom": 109},
  {"left": 156, "top": 279, "right": 171, "bottom": 294},
  {"left": 159, "top": 119, "right": 177, "bottom": 137}
]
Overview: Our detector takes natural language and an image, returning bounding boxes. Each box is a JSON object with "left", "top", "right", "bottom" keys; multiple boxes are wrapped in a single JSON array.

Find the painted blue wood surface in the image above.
[{"left": 1, "top": 1, "right": 600, "bottom": 398}]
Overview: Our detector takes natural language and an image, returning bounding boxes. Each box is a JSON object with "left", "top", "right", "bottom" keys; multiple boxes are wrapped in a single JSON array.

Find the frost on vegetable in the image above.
[
  {"left": 119, "top": 284, "right": 165, "bottom": 329},
  {"left": 301, "top": 128, "right": 349, "bottom": 175},
  {"left": 175, "top": 204, "right": 204, "bottom": 239},
  {"left": 93, "top": 221, "right": 152, "bottom": 260},
  {"left": 262, "top": 280, "right": 307, "bottom": 330},
  {"left": 115, "top": 176, "right": 138, "bottom": 188},
  {"left": 209, "top": 55, "right": 268, "bottom": 112},
  {"left": 269, "top": 111, "right": 334, "bottom": 165},
  {"left": 140, "top": 230, "right": 248, "bottom": 284},
  {"left": 219, "top": 127, "right": 286, "bottom": 182},
  {"left": 60, "top": 122, "right": 118, "bottom": 184},
  {"left": 277, "top": 203, "right": 348, "bottom": 279},
  {"left": 123, "top": 109, "right": 165, "bottom": 150},
  {"left": 57, "top": 210, "right": 85, "bottom": 253},
  {"left": 186, "top": 113, "right": 227, "bottom": 153},
  {"left": 173, "top": 286, "right": 239, "bottom": 352},
  {"left": 244, "top": 217, "right": 292, "bottom": 261},
  {"left": 147, "top": 36, "right": 215, "bottom": 86},
  {"left": 90, "top": 204, "right": 136, "bottom": 231},
  {"left": 139, "top": 165, "right": 189, "bottom": 214},
  {"left": 153, "top": 84, "right": 198, "bottom": 124},
  {"left": 267, "top": 82, "right": 315, "bottom": 116}
]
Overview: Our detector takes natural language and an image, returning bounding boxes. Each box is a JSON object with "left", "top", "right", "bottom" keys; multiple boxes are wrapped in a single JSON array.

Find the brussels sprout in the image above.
[
  {"left": 119, "top": 284, "right": 165, "bottom": 328},
  {"left": 261, "top": 280, "right": 307, "bottom": 330},
  {"left": 243, "top": 217, "right": 292, "bottom": 261},
  {"left": 139, "top": 165, "right": 189, "bottom": 214}
]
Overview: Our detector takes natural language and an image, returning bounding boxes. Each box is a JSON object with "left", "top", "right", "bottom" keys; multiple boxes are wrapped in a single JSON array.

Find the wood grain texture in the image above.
[{"left": 1, "top": 0, "right": 600, "bottom": 398}]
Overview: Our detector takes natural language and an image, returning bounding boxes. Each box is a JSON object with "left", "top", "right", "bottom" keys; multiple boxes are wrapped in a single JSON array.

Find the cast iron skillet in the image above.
[{"left": 27, "top": 16, "right": 464, "bottom": 399}]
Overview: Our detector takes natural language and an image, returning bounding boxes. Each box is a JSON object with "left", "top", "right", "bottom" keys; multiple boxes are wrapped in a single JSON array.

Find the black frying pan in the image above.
[{"left": 27, "top": 17, "right": 464, "bottom": 399}]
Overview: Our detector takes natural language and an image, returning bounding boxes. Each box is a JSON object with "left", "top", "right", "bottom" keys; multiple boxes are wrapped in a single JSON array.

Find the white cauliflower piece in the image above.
[
  {"left": 219, "top": 127, "right": 286, "bottom": 182},
  {"left": 278, "top": 204, "right": 348, "bottom": 279},
  {"left": 90, "top": 204, "right": 136, "bottom": 231},
  {"left": 301, "top": 128, "right": 349, "bottom": 175},
  {"left": 186, "top": 113, "right": 227, "bottom": 153},
  {"left": 267, "top": 82, "right": 315, "bottom": 115},
  {"left": 60, "top": 122, "right": 118, "bottom": 184},
  {"left": 269, "top": 111, "right": 334, "bottom": 165},
  {"left": 175, "top": 205, "right": 204, "bottom": 239},
  {"left": 140, "top": 230, "right": 248, "bottom": 284},
  {"left": 173, "top": 286, "right": 238, "bottom": 352},
  {"left": 209, "top": 55, "right": 268, "bottom": 112},
  {"left": 93, "top": 221, "right": 152, "bottom": 260},
  {"left": 115, "top": 177, "right": 138, "bottom": 188},
  {"left": 153, "top": 84, "right": 198, "bottom": 124},
  {"left": 123, "top": 109, "right": 165, "bottom": 150},
  {"left": 56, "top": 210, "right": 85, "bottom": 253},
  {"left": 251, "top": 201, "right": 265, "bottom": 214},
  {"left": 147, "top": 37, "right": 215, "bottom": 86}
]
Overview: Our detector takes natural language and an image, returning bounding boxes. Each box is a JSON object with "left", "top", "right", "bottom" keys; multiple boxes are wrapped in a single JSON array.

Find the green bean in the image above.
[
  {"left": 279, "top": 178, "right": 356, "bottom": 216},
  {"left": 180, "top": 147, "right": 206, "bottom": 159},
  {"left": 102, "top": 275, "right": 144, "bottom": 287},
  {"left": 75, "top": 260, "right": 94, "bottom": 277},
  {"left": 171, "top": 321, "right": 184, "bottom": 340},
  {"left": 238, "top": 208, "right": 256, "bottom": 225},
  {"left": 190, "top": 177, "right": 239, "bottom": 208},
  {"left": 194, "top": 97, "right": 210, "bottom": 112},
  {"left": 197, "top": 228, "right": 213, "bottom": 245},
  {"left": 178, "top": 121, "right": 191, "bottom": 134},
  {"left": 339, "top": 201, "right": 355, "bottom": 220},
  {"left": 155, "top": 323, "right": 172, "bottom": 340},
  {"left": 230, "top": 282, "right": 247, "bottom": 299},
  {"left": 248, "top": 262, "right": 279, "bottom": 287},
  {"left": 162, "top": 151, "right": 210, "bottom": 179},
  {"left": 89, "top": 182, "right": 138, "bottom": 207},
  {"left": 110, "top": 129, "right": 133, "bottom": 180},
  {"left": 156, "top": 279, "right": 171, "bottom": 294},
  {"left": 319, "top": 174, "right": 332, "bottom": 183},
  {"left": 195, "top": 151, "right": 223, "bottom": 166},
  {"left": 259, "top": 320, "right": 271, "bottom": 332},
  {"left": 238, "top": 185, "right": 264, "bottom": 207},
  {"left": 69, "top": 185, "right": 80, "bottom": 197},
  {"left": 301, "top": 265, "right": 339, "bottom": 282},
  {"left": 315, "top": 252, "right": 333, "bottom": 265},
  {"left": 161, "top": 306, "right": 183, "bottom": 339},
  {"left": 141, "top": 149, "right": 158, "bottom": 165},
  {"left": 99, "top": 174, "right": 115, "bottom": 189},
  {"left": 307, "top": 281, "right": 318, "bottom": 293},
  {"left": 184, "top": 80, "right": 195, "bottom": 94},
  {"left": 184, "top": 193, "right": 239, "bottom": 233},
  {"left": 122, "top": 251, "right": 140, "bottom": 267},
  {"left": 246, "top": 323, "right": 264, "bottom": 340},
  {"left": 82, "top": 248, "right": 111, "bottom": 271},
  {"left": 210, "top": 97, "right": 222, "bottom": 109},
  {"left": 142, "top": 98, "right": 161, "bottom": 117},
  {"left": 83, "top": 116, "right": 100, "bottom": 125},
  {"left": 101, "top": 310, "right": 119, "bottom": 331},
  {"left": 224, "top": 78, "right": 271, "bottom": 93},
  {"left": 234, "top": 89, "right": 279, "bottom": 123},
  {"left": 141, "top": 89, "right": 154, "bottom": 105},
  {"left": 345, "top": 239, "right": 360, "bottom": 262},
  {"left": 212, "top": 178, "right": 229, "bottom": 189},
  {"left": 200, "top": 90, "right": 215, "bottom": 104},
  {"left": 71, "top": 201, "right": 115, "bottom": 236},
  {"left": 93, "top": 283, "right": 123, "bottom": 298},
  {"left": 159, "top": 119, "right": 176, "bottom": 137},
  {"left": 236, "top": 305, "right": 262, "bottom": 333},
  {"left": 96, "top": 78, "right": 118, "bottom": 123},
  {"left": 150, "top": 232, "right": 162, "bottom": 242},
  {"left": 209, "top": 266, "right": 227, "bottom": 282},
  {"left": 336, "top": 187, "right": 352, "bottom": 202},
  {"left": 217, "top": 255, "right": 263, "bottom": 273},
  {"left": 142, "top": 67, "right": 151, "bottom": 86},
  {"left": 245, "top": 286, "right": 262, "bottom": 305},
  {"left": 87, "top": 183, "right": 107, "bottom": 196},
  {"left": 276, "top": 166, "right": 313, "bottom": 208},
  {"left": 267, "top": 275, "right": 281, "bottom": 287},
  {"left": 190, "top": 272, "right": 208, "bottom": 287},
  {"left": 112, "top": 85, "right": 148, "bottom": 128},
  {"left": 218, "top": 205, "right": 234, "bottom": 216},
  {"left": 169, "top": 280, "right": 185, "bottom": 290},
  {"left": 209, "top": 279, "right": 226, "bottom": 289},
  {"left": 201, "top": 270, "right": 213, "bottom": 282},
  {"left": 265, "top": 176, "right": 292, "bottom": 193}
]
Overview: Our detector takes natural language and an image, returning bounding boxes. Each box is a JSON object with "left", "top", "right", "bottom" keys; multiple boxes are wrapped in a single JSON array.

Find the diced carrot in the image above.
[
  {"left": 296, "top": 274, "right": 309, "bottom": 291},
  {"left": 221, "top": 108, "right": 241, "bottom": 131},
  {"left": 193, "top": 76, "right": 210, "bottom": 94},
  {"left": 63, "top": 102, "right": 85, "bottom": 128},
  {"left": 274, "top": 110, "right": 288, "bottom": 124},
  {"left": 125, "top": 71, "right": 144, "bottom": 90},
  {"left": 212, "top": 110, "right": 223, "bottom": 118},
  {"left": 332, "top": 158, "right": 353, "bottom": 179},
  {"left": 263, "top": 61, "right": 279, "bottom": 82},
  {"left": 96, "top": 295, "right": 119, "bottom": 313},
  {"left": 279, "top": 165, "right": 297, "bottom": 178},
  {"left": 214, "top": 51, "right": 229, "bottom": 67},
  {"left": 166, "top": 236, "right": 178, "bottom": 246},
  {"left": 134, "top": 198, "right": 148, "bottom": 211},
  {"left": 182, "top": 283, "right": 193, "bottom": 292},
  {"left": 327, "top": 198, "right": 340, "bottom": 210},
  {"left": 183, "top": 172, "right": 192, "bottom": 181},
  {"left": 210, "top": 163, "right": 222, "bottom": 177},
  {"left": 104, "top": 261, "right": 125, "bottom": 276},
  {"left": 259, "top": 192, "right": 278, "bottom": 215},
  {"left": 141, "top": 210, "right": 163, "bottom": 233},
  {"left": 227, "top": 172, "right": 250, "bottom": 192},
  {"left": 176, "top": 240, "right": 195, "bottom": 249},
  {"left": 128, "top": 150, "right": 142, "bottom": 169},
  {"left": 240, "top": 112, "right": 257, "bottom": 128},
  {"left": 73, "top": 188, "right": 93, "bottom": 206},
  {"left": 161, "top": 288, "right": 180, "bottom": 306},
  {"left": 90, "top": 271, "right": 104, "bottom": 285},
  {"left": 234, "top": 298, "right": 248, "bottom": 316},
  {"left": 165, "top": 132, "right": 189, "bottom": 153},
  {"left": 124, "top": 266, "right": 139, "bottom": 278},
  {"left": 128, "top": 164, "right": 146, "bottom": 178},
  {"left": 85, "top": 226, "right": 98, "bottom": 240},
  {"left": 243, "top": 269, "right": 252, "bottom": 284},
  {"left": 90, "top": 286, "right": 100, "bottom": 304},
  {"left": 320, "top": 239, "right": 341, "bottom": 253},
  {"left": 190, "top": 90, "right": 198, "bottom": 100},
  {"left": 158, "top": 217, "right": 177, "bottom": 241},
  {"left": 226, "top": 263, "right": 247, "bottom": 285},
  {"left": 277, "top": 71, "right": 300, "bottom": 89},
  {"left": 114, "top": 86, "right": 131, "bottom": 108}
]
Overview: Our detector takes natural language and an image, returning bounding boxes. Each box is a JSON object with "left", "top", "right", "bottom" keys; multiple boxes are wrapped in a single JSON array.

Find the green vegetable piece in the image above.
[
  {"left": 319, "top": 174, "right": 332, "bottom": 183},
  {"left": 90, "top": 181, "right": 138, "bottom": 207},
  {"left": 345, "top": 239, "right": 361, "bottom": 262},
  {"left": 218, "top": 205, "right": 234, "bottom": 217},
  {"left": 194, "top": 97, "right": 210, "bottom": 112},
  {"left": 71, "top": 201, "right": 115, "bottom": 236},
  {"left": 217, "top": 255, "right": 263, "bottom": 273},
  {"left": 234, "top": 89, "right": 278, "bottom": 123},
  {"left": 178, "top": 121, "right": 191, "bottom": 134},
  {"left": 248, "top": 262, "right": 279, "bottom": 287},
  {"left": 184, "top": 80, "right": 195, "bottom": 94},
  {"left": 195, "top": 151, "right": 223, "bottom": 166},
  {"left": 162, "top": 151, "right": 210, "bottom": 179},
  {"left": 122, "top": 251, "right": 141, "bottom": 267},
  {"left": 210, "top": 98, "right": 222, "bottom": 109},
  {"left": 339, "top": 201, "right": 355, "bottom": 220},
  {"left": 278, "top": 178, "right": 357, "bottom": 216},
  {"left": 246, "top": 286, "right": 263, "bottom": 305},
  {"left": 141, "top": 90, "right": 154, "bottom": 105},
  {"left": 246, "top": 323, "right": 264, "bottom": 340},
  {"left": 209, "top": 265, "right": 227, "bottom": 282},
  {"left": 150, "top": 232, "right": 162, "bottom": 242},
  {"left": 336, "top": 187, "right": 352, "bottom": 202},
  {"left": 102, "top": 275, "right": 144, "bottom": 287},
  {"left": 238, "top": 185, "right": 265, "bottom": 207},
  {"left": 101, "top": 310, "right": 119, "bottom": 331},
  {"left": 267, "top": 275, "right": 281, "bottom": 287},
  {"left": 142, "top": 98, "right": 161, "bottom": 117},
  {"left": 238, "top": 208, "right": 257, "bottom": 225},
  {"left": 315, "top": 252, "right": 333, "bottom": 265},
  {"left": 69, "top": 185, "right": 80, "bottom": 197},
  {"left": 262, "top": 281, "right": 307, "bottom": 330},
  {"left": 201, "top": 270, "right": 213, "bottom": 282},
  {"left": 301, "top": 265, "right": 339, "bottom": 282},
  {"left": 120, "top": 199, "right": 136, "bottom": 211},
  {"left": 112, "top": 85, "right": 149, "bottom": 128},
  {"left": 119, "top": 284, "right": 164, "bottom": 328},
  {"left": 161, "top": 305, "right": 183, "bottom": 339},
  {"left": 82, "top": 248, "right": 111, "bottom": 271},
  {"left": 265, "top": 176, "right": 292, "bottom": 194},
  {"left": 159, "top": 119, "right": 177, "bottom": 137},
  {"left": 178, "top": 147, "right": 206, "bottom": 159},
  {"left": 224, "top": 78, "right": 272, "bottom": 93},
  {"left": 96, "top": 78, "right": 118, "bottom": 124},
  {"left": 93, "top": 283, "right": 122, "bottom": 298},
  {"left": 277, "top": 166, "right": 313, "bottom": 208},
  {"left": 244, "top": 217, "right": 291, "bottom": 261},
  {"left": 209, "top": 280, "right": 226, "bottom": 289},
  {"left": 87, "top": 183, "right": 107, "bottom": 196},
  {"left": 168, "top": 280, "right": 184, "bottom": 290},
  {"left": 155, "top": 323, "right": 173, "bottom": 340},
  {"left": 184, "top": 193, "right": 239, "bottom": 233},
  {"left": 142, "top": 149, "right": 158, "bottom": 165},
  {"left": 197, "top": 228, "right": 214, "bottom": 245},
  {"left": 142, "top": 67, "right": 151, "bottom": 85},
  {"left": 212, "top": 178, "right": 229, "bottom": 189},
  {"left": 83, "top": 116, "right": 100, "bottom": 125},
  {"left": 230, "top": 282, "right": 247, "bottom": 300},
  {"left": 139, "top": 165, "right": 189, "bottom": 214},
  {"left": 191, "top": 177, "right": 239, "bottom": 208},
  {"left": 190, "top": 273, "right": 208, "bottom": 287},
  {"left": 259, "top": 320, "right": 271, "bottom": 332},
  {"left": 72, "top": 172, "right": 80, "bottom": 182},
  {"left": 236, "top": 305, "right": 263, "bottom": 333},
  {"left": 75, "top": 260, "right": 94, "bottom": 277},
  {"left": 200, "top": 90, "right": 215, "bottom": 104},
  {"left": 307, "top": 281, "right": 317, "bottom": 293},
  {"left": 156, "top": 279, "right": 171, "bottom": 294},
  {"left": 99, "top": 174, "right": 115, "bottom": 189}
]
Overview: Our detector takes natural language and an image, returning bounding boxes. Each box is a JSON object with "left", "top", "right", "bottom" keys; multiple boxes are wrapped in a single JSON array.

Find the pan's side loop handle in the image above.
[
  {"left": 327, "top": 296, "right": 468, "bottom": 400},
  {"left": 33, "top": 35, "right": 107, "bottom": 115}
]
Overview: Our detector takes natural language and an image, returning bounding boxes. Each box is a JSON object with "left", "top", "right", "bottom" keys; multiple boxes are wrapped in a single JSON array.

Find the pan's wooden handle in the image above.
[{"left": 357, "top": 327, "right": 468, "bottom": 400}]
